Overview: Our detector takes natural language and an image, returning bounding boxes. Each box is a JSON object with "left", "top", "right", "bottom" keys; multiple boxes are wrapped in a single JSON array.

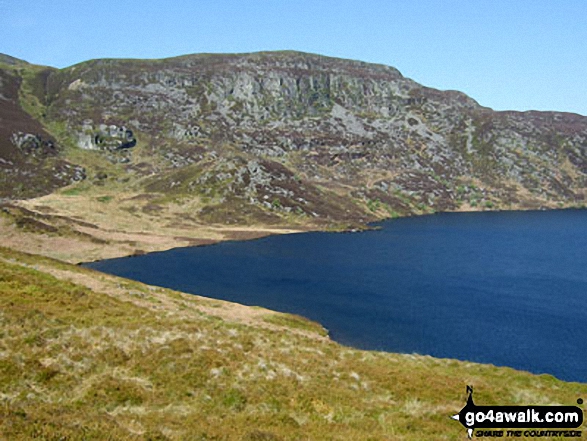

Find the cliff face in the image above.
[{"left": 1, "top": 51, "right": 586, "bottom": 224}]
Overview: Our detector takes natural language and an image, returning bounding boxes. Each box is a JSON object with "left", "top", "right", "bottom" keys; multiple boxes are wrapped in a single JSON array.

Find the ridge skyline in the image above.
[{"left": 2, "top": 49, "right": 585, "bottom": 118}]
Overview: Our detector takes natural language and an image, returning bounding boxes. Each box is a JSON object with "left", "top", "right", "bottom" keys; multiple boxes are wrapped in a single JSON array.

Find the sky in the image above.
[{"left": 1, "top": 0, "right": 586, "bottom": 115}]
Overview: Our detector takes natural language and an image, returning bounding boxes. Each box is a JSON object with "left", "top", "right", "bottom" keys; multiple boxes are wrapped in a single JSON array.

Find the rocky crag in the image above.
[{"left": 0, "top": 51, "right": 586, "bottom": 250}]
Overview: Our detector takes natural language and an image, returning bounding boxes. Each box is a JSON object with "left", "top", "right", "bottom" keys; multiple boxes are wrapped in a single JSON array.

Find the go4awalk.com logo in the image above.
[{"left": 451, "top": 386, "right": 584, "bottom": 439}]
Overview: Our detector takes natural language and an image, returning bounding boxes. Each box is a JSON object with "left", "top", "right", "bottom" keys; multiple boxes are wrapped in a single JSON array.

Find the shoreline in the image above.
[
  {"left": 78, "top": 204, "right": 587, "bottom": 265},
  {"left": 3, "top": 244, "right": 586, "bottom": 440},
  {"left": 80, "top": 207, "right": 587, "bottom": 383},
  {"left": 2, "top": 188, "right": 585, "bottom": 265}
]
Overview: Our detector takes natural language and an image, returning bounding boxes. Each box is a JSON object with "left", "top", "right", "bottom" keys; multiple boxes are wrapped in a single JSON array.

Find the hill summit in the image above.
[{"left": 0, "top": 51, "right": 586, "bottom": 261}]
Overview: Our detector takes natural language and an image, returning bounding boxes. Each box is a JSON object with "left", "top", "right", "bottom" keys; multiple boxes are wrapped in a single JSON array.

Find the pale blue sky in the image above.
[{"left": 1, "top": 0, "right": 586, "bottom": 115}]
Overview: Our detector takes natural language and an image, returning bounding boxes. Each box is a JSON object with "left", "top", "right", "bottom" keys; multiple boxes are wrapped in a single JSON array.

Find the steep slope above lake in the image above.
[{"left": 1, "top": 51, "right": 586, "bottom": 262}]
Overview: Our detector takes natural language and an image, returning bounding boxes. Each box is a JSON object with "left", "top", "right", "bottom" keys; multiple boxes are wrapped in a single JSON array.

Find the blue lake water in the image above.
[{"left": 85, "top": 209, "right": 587, "bottom": 383}]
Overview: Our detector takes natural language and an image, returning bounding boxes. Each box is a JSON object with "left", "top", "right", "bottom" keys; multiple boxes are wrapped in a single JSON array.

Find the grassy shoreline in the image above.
[
  {"left": 3, "top": 190, "right": 585, "bottom": 265},
  {"left": 2, "top": 200, "right": 586, "bottom": 439},
  {"left": 1, "top": 245, "right": 586, "bottom": 439}
]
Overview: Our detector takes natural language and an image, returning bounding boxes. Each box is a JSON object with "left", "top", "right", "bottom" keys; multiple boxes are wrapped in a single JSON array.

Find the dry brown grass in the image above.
[{"left": 2, "top": 188, "right": 306, "bottom": 263}]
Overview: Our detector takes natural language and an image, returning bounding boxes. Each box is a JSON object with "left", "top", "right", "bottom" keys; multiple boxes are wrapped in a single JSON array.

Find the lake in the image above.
[{"left": 85, "top": 209, "right": 587, "bottom": 383}]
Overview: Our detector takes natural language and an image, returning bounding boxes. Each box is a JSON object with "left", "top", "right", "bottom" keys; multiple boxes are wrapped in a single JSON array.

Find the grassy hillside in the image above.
[{"left": 1, "top": 246, "right": 585, "bottom": 440}]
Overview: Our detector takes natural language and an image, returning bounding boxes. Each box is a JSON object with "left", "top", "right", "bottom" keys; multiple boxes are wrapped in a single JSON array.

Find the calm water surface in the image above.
[{"left": 86, "top": 210, "right": 587, "bottom": 383}]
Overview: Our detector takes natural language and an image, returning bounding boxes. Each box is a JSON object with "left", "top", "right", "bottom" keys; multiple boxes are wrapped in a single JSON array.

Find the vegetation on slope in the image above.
[
  {"left": 1, "top": 52, "right": 586, "bottom": 440},
  {"left": 1, "top": 51, "right": 586, "bottom": 262},
  {"left": 1, "top": 247, "right": 585, "bottom": 440}
]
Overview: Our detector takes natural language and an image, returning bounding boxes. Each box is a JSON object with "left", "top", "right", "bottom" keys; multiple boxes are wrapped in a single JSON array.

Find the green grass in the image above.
[
  {"left": 61, "top": 186, "right": 86, "bottom": 196},
  {"left": 17, "top": 65, "right": 51, "bottom": 121},
  {"left": 0, "top": 247, "right": 585, "bottom": 440},
  {"left": 262, "top": 313, "right": 328, "bottom": 337},
  {"left": 367, "top": 198, "right": 381, "bottom": 212}
]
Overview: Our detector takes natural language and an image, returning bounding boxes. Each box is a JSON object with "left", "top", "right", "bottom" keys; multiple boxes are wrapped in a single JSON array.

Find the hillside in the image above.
[
  {"left": 0, "top": 52, "right": 586, "bottom": 439},
  {"left": 1, "top": 246, "right": 585, "bottom": 440},
  {"left": 0, "top": 51, "right": 586, "bottom": 262}
]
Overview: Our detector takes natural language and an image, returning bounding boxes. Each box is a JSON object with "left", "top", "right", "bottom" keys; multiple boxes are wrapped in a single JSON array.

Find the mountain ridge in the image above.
[
  {"left": 4, "top": 49, "right": 587, "bottom": 116},
  {"left": 0, "top": 50, "right": 586, "bottom": 261}
]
